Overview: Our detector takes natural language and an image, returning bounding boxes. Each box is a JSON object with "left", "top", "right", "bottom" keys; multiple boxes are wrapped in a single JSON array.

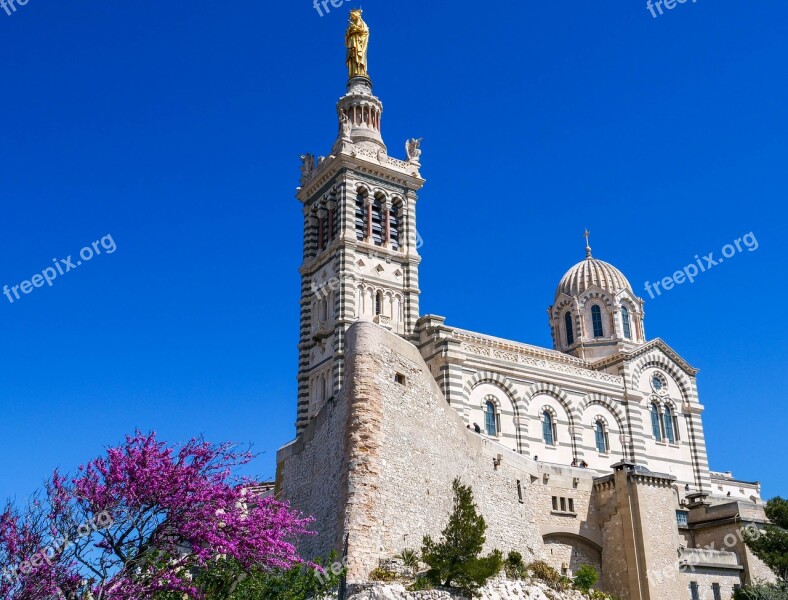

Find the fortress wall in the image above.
[
  {"left": 278, "top": 322, "right": 704, "bottom": 600},
  {"left": 631, "top": 475, "right": 687, "bottom": 600},
  {"left": 276, "top": 374, "right": 351, "bottom": 561},
  {"left": 594, "top": 470, "right": 690, "bottom": 600},
  {"left": 742, "top": 545, "right": 777, "bottom": 585},
  {"left": 694, "top": 523, "right": 776, "bottom": 586},
  {"left": 339, "top": 322, "right": 606, "bottom": 583},
  {"left": 594, "top": 480, "right": 632, "bottom": 600},
  {"left": 341, "top": 322, "right": 541, "bottom": 580},
  {"left": 679, "top": 569, "right": 741, "bottom": 600},
  {"left": 277, "top": 322, "right": 605, "bottom": 576}
]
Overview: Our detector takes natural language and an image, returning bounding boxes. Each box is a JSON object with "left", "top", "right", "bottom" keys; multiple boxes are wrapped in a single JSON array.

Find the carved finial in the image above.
[{"left": 584, "top": 229, "right": 592, "bottom": 259}]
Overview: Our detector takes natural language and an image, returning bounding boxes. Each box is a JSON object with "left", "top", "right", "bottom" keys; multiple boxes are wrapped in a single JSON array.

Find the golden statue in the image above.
[{"left": 346, "top": 9, "right": 370, "bottom": 79}]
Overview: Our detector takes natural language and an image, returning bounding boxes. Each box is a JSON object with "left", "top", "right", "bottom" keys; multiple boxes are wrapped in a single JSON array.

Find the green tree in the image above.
[
  {"left": 421, "top": 478, "right": 503, "bottom": 596},
  {"left": 573, "top": 564, "right": 599, "bottom": 592},
  {"left": 745, "top": 497, "right": 788, "bottom": 581}
]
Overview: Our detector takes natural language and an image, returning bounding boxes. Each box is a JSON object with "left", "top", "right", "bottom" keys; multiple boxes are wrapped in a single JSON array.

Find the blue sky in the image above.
[{"left": 1, "top": 0, "right": 786, "bottom": 503}]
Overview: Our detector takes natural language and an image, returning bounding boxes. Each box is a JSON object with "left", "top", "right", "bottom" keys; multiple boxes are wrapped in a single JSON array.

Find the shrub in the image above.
[
  {"left": 188, "top": 551, "right": 343, "bottom": 600},
  {"left": 528, "top": 560, "right": 561, "bottom": 585},
  {"left": 574, "top": 564, "right": 599, "bottom": 592},
  {"left": 504, "top": 551, "right": 527, "bottom": 580},
  {"left": 397, "top": 548, "right": 419, "bottom": 568},
  {"left": 408, "top": 576, "right": 434, "bottom": 591},
  {"left": 369, "top": 567, "right": 398, "bottom": 582}
]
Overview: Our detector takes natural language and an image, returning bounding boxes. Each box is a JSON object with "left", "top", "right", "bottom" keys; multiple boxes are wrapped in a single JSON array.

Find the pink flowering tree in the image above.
[
  {"left": 1, "top": 498, "right": 82, "bottom": 599},
  {"left": 0, "top": 432, "right": 314, "bottom": 600}
]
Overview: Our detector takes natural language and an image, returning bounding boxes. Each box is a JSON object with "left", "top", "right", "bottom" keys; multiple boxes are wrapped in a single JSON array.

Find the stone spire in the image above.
[
  {"left": 333, "top": 78, "right": 386, "bottom": 154},
  {"left": 333, "top": 11, "right": 386, "bottom": 154}
]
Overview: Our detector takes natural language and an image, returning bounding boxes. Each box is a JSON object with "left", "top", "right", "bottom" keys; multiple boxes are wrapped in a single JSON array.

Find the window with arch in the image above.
[
  {"left": 317, "top": 207, "right": 333, "bottom": 252},
  {"left": 595, "top": 420, "right": 610, "bottom": 454},
  {"left": 543, "top": 411, "right": 556, "bottom": 446},
  {"left": 564, "top": 312, "right": 574, "bottom": 346},
  {"left": 389, "top": 202, "right": 401, "bottom": 250},
  {"left": 651, "top": 402, "right": 662, "bottom": 441},
  {"left": 371, "top": 197, "right": 384, "bottom": 246},
  {"left": 664, "top": 405, "right": 677, "bottom": 444},
  {"left": 484, "top": 399, "right": 499, "bottom": 437},
  {"left": 621, "top": 306, "right": 632, "bottom": 339},
  {"left": 354, "top": 193, "right": 367, "bottom": 241},
  {"left": 329, "top": 201, "right": 338, "bottom": 241},
  {"left": 375, "top": 291, "right": 383, "bottom": 316},
  {"left": 591, "top": 305, "right": 604, "bottom": 338},
  {"left": 317, "top": 213, "right": 324, "bottom": 251},
  {"left": 319, "top": 298, "right": 327, "bottom": 322}
]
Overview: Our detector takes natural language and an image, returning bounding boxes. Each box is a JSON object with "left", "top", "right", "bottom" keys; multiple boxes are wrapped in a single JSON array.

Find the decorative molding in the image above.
[
  {"left": 455, "top": 331, "right": 624, "bottom": 386},
  {"left": 592, "top": 338, "right": 698, "bottom": 376}
]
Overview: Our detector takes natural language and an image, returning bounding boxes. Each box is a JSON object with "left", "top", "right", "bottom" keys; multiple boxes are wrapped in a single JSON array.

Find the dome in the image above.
[{"left": 556, "top": 245, "right": 633, "bottom": 300}]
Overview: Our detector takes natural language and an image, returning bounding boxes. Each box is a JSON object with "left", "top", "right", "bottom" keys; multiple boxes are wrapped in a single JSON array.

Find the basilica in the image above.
[{"left": 276, "top": 11, "right": 776, "bottom": 600}]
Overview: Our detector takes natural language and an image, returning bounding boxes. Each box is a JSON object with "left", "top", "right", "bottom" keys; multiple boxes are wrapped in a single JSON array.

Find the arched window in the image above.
[
  {"left": 595, "top": 421, "right": 609, "bottom": 454},
  {"left": 355, "top": 193, "right": 367, "bottom": 241},
  {"left": 319, "top": 298, "right": 327, "bottom": 322},
  {"left": 375, "top": 291, "right": 383, "bottom": 316},
  {"left": 651, "top": 403, "right": 662, "bottom": 441},
  {"left": 371, "top": 197, "right": 384, "bottom": 246},
  {"left": 591, "top": 305, "right": 604, "bottom": 338},
  {"left": 484, "top": 401, "right": 497, "bottom": 436},
  {"left": 621, "top": 306, "right": 632, "bottom": 339},
  {"left": 564, "top": 312, "right": 574, "bottom": 346},
  {"left": 389, "top": 202, "right": 401, "bottom": 251},
  {"left": 664, "top": 406, "right": 676, "bottom": 444},
  {"left": 543, "top": 411, "right": 556, "bottom": 446}
]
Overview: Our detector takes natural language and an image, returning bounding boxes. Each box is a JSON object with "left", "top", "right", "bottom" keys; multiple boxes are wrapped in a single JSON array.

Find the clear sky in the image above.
[{"left": 1, "top": 0, "right": 786, "bottom": 504}]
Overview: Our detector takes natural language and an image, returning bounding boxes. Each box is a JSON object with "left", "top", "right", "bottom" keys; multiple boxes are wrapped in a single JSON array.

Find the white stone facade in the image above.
[
  {"left": 279, "top": 28, "right": 777, "bottom": 600},
  {"left": 416, "top": 316, "right": 710, "bottom": 494}
]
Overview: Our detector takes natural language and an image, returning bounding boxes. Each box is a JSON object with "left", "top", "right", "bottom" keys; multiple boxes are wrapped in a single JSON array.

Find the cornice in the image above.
[
  {"left": 590, "top": 338, "right": 699, "bottom": 376},
  {"left": 452, "top": 329, "right": 590, "bottom": 367},
  {"left": 446, "top": 328, "right": 625, "bottom": 386},
  {"left": 297, "top": 150, "right": 425, "bottom": 201}
]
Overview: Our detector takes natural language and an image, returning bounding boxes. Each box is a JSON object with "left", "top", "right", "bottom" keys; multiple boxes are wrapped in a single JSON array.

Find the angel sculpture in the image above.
[
  {"left": 300, "top": 153, "right": 316, "bottom": 185},
  {"left": 405, "top": 138, "right": 423, "bottom": 163}
]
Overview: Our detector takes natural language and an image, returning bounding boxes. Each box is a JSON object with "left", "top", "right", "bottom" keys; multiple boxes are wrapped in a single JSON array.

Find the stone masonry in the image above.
[{"left": 276, "top": 322, "right": 737, "bottom": 599}]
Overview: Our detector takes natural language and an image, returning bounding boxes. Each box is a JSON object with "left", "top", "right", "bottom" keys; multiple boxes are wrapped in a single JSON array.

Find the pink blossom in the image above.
[{"left": 0, "top": 431, "right": 314, "bottom": 600}]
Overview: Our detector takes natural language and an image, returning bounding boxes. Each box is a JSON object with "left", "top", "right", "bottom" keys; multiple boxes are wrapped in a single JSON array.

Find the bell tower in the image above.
[{"left": 294, "top": 10, "right": 426, "bottom": 433}]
